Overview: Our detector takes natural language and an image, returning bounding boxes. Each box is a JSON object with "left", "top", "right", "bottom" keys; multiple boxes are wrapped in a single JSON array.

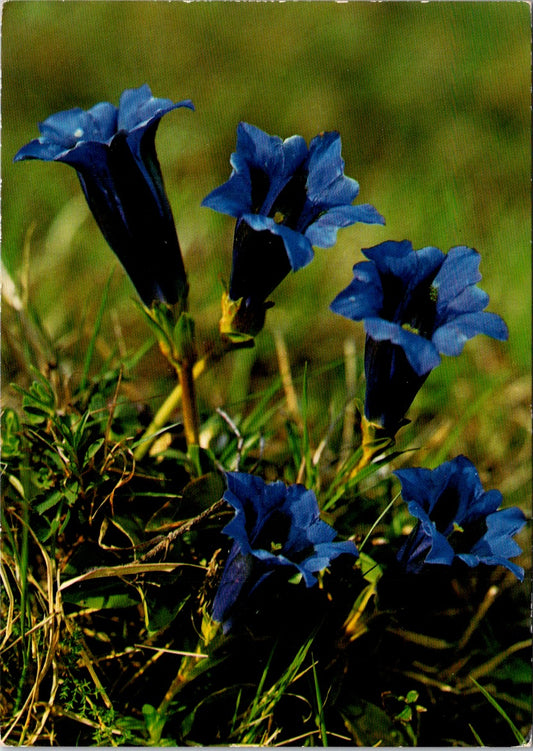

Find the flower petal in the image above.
[
  {"left": 211, "top": 546, "right": 254, "bottom": 628},
  {"left": 242, "top": 214, "right": 315, "bottom": 271},
  {"left": 330, "top": 261, "right": 384, "bottom": 320},
  {"left": 39, "top": 108, "right": 106, "bottom": 146},
  {"left": 118, "top": 84, "right": 194, "bottom": 135},
  {"left": 364, "top": 317, "right": 441, "bottom": 375},
  {"left": 213, "top": 473, "right": 358, "bottom": 628},
  {"left": 305, "top": 204, "right": 385, "bottom": 248},
  {"left": 364, "top": 241, "right": 445, "bottom": 290},
  {"left": 396, "top": 457, "right": 525, "bottom": 579},
  {"left": 459, "top": 505, "right": 526, "bottom": 580},
  {"left": 432, "top": 311, "right": 509, "bottom": 356},
  {"left": 433, "top": 246, "right": 482, "bottom": 307},
  {"left": 202, "top": 171, "right": 252, "bottom": 217},
  {"left": 14, "top": 137, "right": 69, "bottom": 162},
  {"left": 306, "top": 131, "right": 359, "bottom": 206}
]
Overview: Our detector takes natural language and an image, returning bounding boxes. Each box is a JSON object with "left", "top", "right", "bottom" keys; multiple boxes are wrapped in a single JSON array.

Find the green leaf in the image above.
[
  {"left": 36, "top": 508, "right": 71, "bottom": 542},
  {"left": 135, "top": 300, "right": 175, "bottom": 359},
  {"left": 179, "top": 471, "right": 225, "bottom": 518},
  {"left": 34, "top": 489, "right": 63, "bottom": 514},
  {"left": 312, "top": 656, "right": 328, "bottom": 746},
  {"left": 493, "top": 656, "right": 531, "bottom": 685},
  {"left": 405, "top": 690, "right": 419, "bottom": 704},
  {"left": 340, "top": 697, "right": 406, "bottom": 746},
  {"left": 144, "top": 594, "right": 190, "bottom": 634},
  {"left": 62, "top": 481, "right": 80, "bottom": 507},
  {"left": 343, "top": 583, "right": 378, "bottom": 642},
  {"left": 395, "top": 705, "right": 413, "bottom": 723},
  {"left": 142, "top": 703, "right": 168, "bottom": 745},
  {"left": 358, "top": 552, "right": 383, "bottom": 586},
  {"left": 1, "top": 408, "right": 22, "bottom": 458},
  {"left": 98, "top": 515, "right": 144, "bottom": 549},
  {"left": 8, "top": 474, "right": 25, "bottom": 499},
  {"left": 61, "top": 580, "right": 139, "bottom": 610},
  {"left": 33, "top": 466, "right": 55, "bottom": 491},
  {"left": 84, "top": 437, "right": 105, "bottom": 464},
  {"left": 70, "top": 409, "right": 94, "bottom": 451},
  {"left": 14, "top": 370, "right": 56, "bottom": 423}
]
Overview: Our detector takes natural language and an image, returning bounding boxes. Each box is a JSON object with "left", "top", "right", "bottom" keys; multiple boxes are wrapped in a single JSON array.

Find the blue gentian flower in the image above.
[
  {"left": 14, "top": 84, "right": 194, "bottom": 307},
  {"left": 212, "top": 472, "right": 358, "bottom": 630},
  {"left": 330, "top": 240, "right": 508, "bottom": 435},
  {"left": 202, "top": 122, "right": 384, "bottom": 336},
  {"left": 395, "top": 455, "right": 526, "bottom": 580}
]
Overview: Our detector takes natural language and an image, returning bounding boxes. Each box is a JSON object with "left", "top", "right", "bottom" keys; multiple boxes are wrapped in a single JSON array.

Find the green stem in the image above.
[
  {"left": 133, "top": 357, "right": 207, "bottom": 461},
  {"left": 178, "top": 359, "right": 200, "bottom": 449},
  {"left": 133, "top": 331, "right": 253, "bottom": 462}
]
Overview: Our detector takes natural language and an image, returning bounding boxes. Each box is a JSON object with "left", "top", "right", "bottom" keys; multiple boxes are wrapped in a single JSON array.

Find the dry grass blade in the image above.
[
  {"left": 134, "top": 644, "right": 208, "bottom": 658},
  {"left": 457, "top": 639, "right": 532, "bottom": 688},
  {"left": 274, "top": 329, "right": 301, "bottom": 426},
  {"left": 58, "top": 561, "right": 200, "bottom": 591},
  {"left": 0, "top": 559, "right": 16, "bottom": 650},
  {"left": 1, "top": 509, "right": 61, "bottom": 745},
  {"left": 339, "top": 337, "right": 358, "bottom": 466}
]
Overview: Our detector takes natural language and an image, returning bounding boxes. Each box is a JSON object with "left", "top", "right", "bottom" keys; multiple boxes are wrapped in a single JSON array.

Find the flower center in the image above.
[
  {"left": 448, "top": 517, "right": 488, "bottom": 554},
  {"left": 251, "top": 509, "right": 291, "bottom": 554},
  {"left": 380, "top": 261, "right": 441, "bottom": 340},
  {"left": 250, "top": 167, "right": 272, "bottom": 213},
  {"left": 403, "top": 282, "right": 439, "bottom": 339},
  {"left": 401, "top": 322, "right": 420, "bottom": 335},
  {"left": 270, "top": 168, "right": 309, "bottom": 230},
  {"left": 430, "top": 485, "right": 461, "bottom": 534}
]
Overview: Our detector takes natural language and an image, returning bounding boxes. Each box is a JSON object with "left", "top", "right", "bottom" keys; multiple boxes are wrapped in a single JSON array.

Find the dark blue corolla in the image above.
[
  {"left": 395, "top": 455, "right": 526, "bottom": 580},
  {"left": 330, "top": 240, "right": 508, "bottom": 435},
  {"left": 203, "top": 122, "right": 384, "bottom": 335},
  {"left": 212, "top": 472, "right": 358, "bottom": 630},
  {"left": 15, "top": 84, "right": 194, "bottom": 307}
]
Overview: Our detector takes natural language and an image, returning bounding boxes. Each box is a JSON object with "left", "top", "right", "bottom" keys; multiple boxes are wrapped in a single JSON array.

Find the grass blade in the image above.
[
  {"left": 469, "top": 723, "right": 485, "bottom": 746},
  {"left": 312, "top": 656, "right": 328, "bottom": 746},
  {"left": 470, "top": 676, "right": 526, "bottom": 745},
  {"left": 80, "top": 271, "right": 113, "bottom": 392}
]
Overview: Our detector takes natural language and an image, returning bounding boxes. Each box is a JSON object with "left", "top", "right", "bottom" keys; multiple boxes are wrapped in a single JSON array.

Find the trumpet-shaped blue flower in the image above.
[
  {"left": 212, "top": 472, "right": 358, "bottom": 630},
  {"left": 202, "top": 122, "right": 384, "bottom": 335},
  {"left": 395, "top": 456, "right": 526, "bottom": 580},
  {"left": 330, "top": 240, "right": 508, "bottom": 434},
  {"left": 14, "top": 85, "right": 194, "bottom": 307}
]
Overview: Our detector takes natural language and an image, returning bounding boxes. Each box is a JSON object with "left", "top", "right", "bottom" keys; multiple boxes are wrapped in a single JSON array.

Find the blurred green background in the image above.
[{"left": 2, "top": 1, "right": 530, "bottom": 495}]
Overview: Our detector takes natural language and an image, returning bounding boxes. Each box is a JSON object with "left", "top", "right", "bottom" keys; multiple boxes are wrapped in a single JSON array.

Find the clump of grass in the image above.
[{"left": 1, "top": 307, "right": 530, "bottom": 746}]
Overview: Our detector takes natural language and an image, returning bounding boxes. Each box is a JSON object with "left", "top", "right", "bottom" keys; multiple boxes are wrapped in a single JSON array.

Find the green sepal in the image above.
[
  {"left": 135, "top": 299, "right": 177, "bottom": 363},
  {"left": 355, "top": 414, "right": 397, "bottom": 471},
  {"left": 219, "top": 291, "right": 273, "bottom": 347},
  {"left": 136, "top": 300, "right": 198, "bottom": 368},
  {"left": 173, "top": 311, "right": 197, "bottom": 364}
]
